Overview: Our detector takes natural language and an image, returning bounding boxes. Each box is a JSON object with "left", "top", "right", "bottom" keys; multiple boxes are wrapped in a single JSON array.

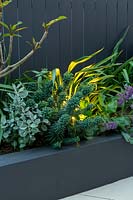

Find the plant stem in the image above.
[{"left": 0, "top": 29, "right": 48, "bottom": 78}]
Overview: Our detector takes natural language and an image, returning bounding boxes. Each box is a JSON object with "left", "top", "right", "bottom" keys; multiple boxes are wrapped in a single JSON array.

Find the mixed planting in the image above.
[{"left": 0, "top": 0, "right": 133, "bottom": 152}]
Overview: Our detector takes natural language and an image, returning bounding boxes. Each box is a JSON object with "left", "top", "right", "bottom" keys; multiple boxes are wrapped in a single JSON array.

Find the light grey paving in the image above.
[
  {"left": 62, "top": 177, "right": 133, "bottom": 200},
  {"left": 81, "top": 177, "right": 133, "bottom": 200},
  {"left": 61, "top": 194, "right": 110, "bottom": 200}
]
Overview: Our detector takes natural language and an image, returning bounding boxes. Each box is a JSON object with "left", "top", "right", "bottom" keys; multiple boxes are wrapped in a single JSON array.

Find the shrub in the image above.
[
  {"left": 0, "top": 2, "right": 133, "bottom": 152},
  {"left": 1, "top": 83, "right": 50, "bottom": 149}
]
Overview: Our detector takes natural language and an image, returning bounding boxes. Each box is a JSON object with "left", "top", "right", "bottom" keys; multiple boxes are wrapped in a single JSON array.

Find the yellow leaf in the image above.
[
  {"left": 73, "top": 72, "right": 85, "bottom": 83},
  {"left": 79, "top": 114, "right": 86, "bottom": 120},
  {"left": 68, "top": 49, "right": 103, "bottom": 72},
  {"left": 89, "top": 77, "right": 103, "bottom": 83},
  {"left": 79, "top": 64, "right": 95, "bottom": 72}
]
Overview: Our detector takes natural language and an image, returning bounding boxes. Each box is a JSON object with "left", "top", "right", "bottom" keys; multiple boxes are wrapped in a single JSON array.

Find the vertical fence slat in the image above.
[
  {"left": 95, "top": 0, "right": 107, "bottom": 61},
  {"left": 117, "top": 0, "right": 128, "bottom": 61},
  {"left": 45, "top": 0, "right": 60, "bottom": 70},
  {"left": 18, "top": 0, "right": 33, "bottom": 74},
  {"left": 59, "top": 0, "right": 72, "bottom": 72},
  {"left": 84, "top": 0, "right": 97, "bottom": 63},
  {"left": 127, "top": 0, "right": 133, "bottom": 59},
  {"left": 106, "top": 0, "right": 118, "bottom": 54},
  {"left": 71, "top": 0, "right": 84, "bottom": 61},
  {"left": 3, "top": 0, "right": 19, "bottom": 78},
  {"left": 32, "top": 0, "right": 47, "bottom": 70}
]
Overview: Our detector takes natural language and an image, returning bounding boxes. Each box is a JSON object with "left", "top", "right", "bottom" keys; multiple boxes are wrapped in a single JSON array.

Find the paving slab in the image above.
[
  {"left": 81, "top": 177, "right": 133, "bottom": 200},
  {"left": 61, "top": 194, "right": 111, "bottom": 200},
  {"left": 62, "top": 177, "right": 133, "bottom": 200}
]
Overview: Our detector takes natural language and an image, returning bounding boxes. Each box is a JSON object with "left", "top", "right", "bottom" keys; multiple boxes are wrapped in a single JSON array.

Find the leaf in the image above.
[
  {"left": 52, "top": 68, "right": 62, "bottom": 87},
  {"left": 12, "top": 21, "right": 23, "bottom": 30},
  {"left": 68, "top": 49, "right": 103, "bottom": 73},
  {"left": 122, "top": 69, "right": 130, "bottom": 84},
  {"left": 89, "top": 77, "right": 103, "bottom": 83},
  {"left": 94, "top": 54, "right": 116, "bottom": 68},
  {"left": 32, "top": 37, "right": 36, "bottom": 46},
  {"left": 43, "top": 119, "right": 50, "bottom": 125},
  {"left": 73, "top": 72, "right": 85, "bottom": 83},
  {"left": 19, "top": 90, "right": 28, "bottom": 98},
  {"left": 2, "top": 33, "right": 11, "bottom": 37},
  {"left": 8, "top": 93, "right": 15, "bottom": 99},
  {"left": 31, "top": 123, "right": 38, "bottom": 128},
  {"left": 52, "top": 69, "right": 57, "bottom": 86},
  {"left": 43, "top": 16, "right": 67, "bottom": 29},
  {"left": 122, "top": 132, "right": 133, "bottom": 144},
  {"left": 79, "top": 64, "right": 94, "bottom": 73},
  {"left": 15, "top": 27, "right": 27, "bottom": 33},
  {"left": 0, "top": 83, "right": 13, "bottom": 90},
  {"left": 52, "top": 141, "right": 62, "bottom": 149},
  {"left": 105, "top": 99, "right": 118, "bottom": 113},
  {"left": 98, "top": 93, "right": 105, "bottom": 107},
  {"left": 41, "top": 124, "right": 47, "bottom": 132},
  {"left": 114, "top": 117, "right": 131, "bottom": 130},
  {"left": 0, "top": 21, "right": 9, "bottom": 30},
  {"left": 0, "top": 0, "right": 12, "bottom": 8},
  {"left": 0, "top": 110, "right": 5, "bottom": 143},
  {"left": 63, "top": 137, "right": 80, "bottom": 145},
  {"left": 12, "top": 34, "right": 22, "bottom": 38},
  {"left": 111, "top": 27, "right": 129, "bottom": 63}
]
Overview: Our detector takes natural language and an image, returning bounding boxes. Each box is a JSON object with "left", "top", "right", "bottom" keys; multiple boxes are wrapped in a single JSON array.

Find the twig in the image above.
[
  {"left": 0, "top": 28, "right": 48, "bottom": 78},
  {"left": 4, "top": 35, "right": 13, "bottom": 65}
]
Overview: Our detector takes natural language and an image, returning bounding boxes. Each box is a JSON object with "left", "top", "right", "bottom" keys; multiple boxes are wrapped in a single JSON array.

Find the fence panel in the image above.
[
  {"left": 127, "top": 0, "right": 133, "bottom": 59},
  {"left": 59, "top": 0, "right": 72, "bottom": 71},
  {"left": 18, "top": 0, "right": 33, "bottom": 74},
  {"left": 32, "top": 0, "right": 47, "bottom": 70},
  {"left": 3, "top": 0, "right": 20, "bottom": 77},
  {"left": 84, "top": 0, "right": 97, "bottom": 63},
  {"left": 3, "top": 0, "right": 133, "bottom": 75}
]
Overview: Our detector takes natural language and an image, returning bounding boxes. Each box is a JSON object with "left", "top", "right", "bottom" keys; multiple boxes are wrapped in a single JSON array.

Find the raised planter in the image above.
[{"left": 0, "top": 135, "right": 133, "bottom": 200}]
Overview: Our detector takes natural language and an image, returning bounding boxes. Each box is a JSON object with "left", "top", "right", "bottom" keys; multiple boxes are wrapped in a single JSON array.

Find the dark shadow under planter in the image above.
[{"left": 0, "top": 135, "right": 133, "bottom": 200}]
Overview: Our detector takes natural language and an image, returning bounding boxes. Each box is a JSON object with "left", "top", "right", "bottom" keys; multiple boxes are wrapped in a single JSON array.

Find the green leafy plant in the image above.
[
  {"left": 0, "top": 16, "right": 133, "bottom": 152},
  {"left": 98, "top": 86, "right": 133, "bottom": 142},
  {"left": 1, "top": 83, "right": 50, "bottom": 149}
]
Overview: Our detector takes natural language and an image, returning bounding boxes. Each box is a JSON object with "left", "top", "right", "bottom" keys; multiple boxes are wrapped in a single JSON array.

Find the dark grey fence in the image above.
[{"left": 3, "top": 0, "right": 133, "bottom": 76}]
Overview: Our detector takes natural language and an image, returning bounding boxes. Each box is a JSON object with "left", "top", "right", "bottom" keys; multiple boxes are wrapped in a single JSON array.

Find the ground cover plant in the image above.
[{"left": 0, "top": 0, "right": 133, "bottom": 153}]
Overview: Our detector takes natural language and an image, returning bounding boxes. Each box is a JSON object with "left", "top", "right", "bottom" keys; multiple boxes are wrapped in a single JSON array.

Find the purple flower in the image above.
[
  {"left": 117, "top": 93, "right": 125, "bottom": 106},
  {"left": 117, "top": 86, "right": 133, "bottom": 106},
  {"left": 104, "top": 122, "right": 118, "bottom": 131},
  {"left": 125, "top": 86, "right": 133, "bottom": 100}
]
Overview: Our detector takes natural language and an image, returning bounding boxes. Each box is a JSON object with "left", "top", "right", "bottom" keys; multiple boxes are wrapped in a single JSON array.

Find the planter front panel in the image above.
[{"left": 0, "top": 136, "right": 132, "bottom": 200}]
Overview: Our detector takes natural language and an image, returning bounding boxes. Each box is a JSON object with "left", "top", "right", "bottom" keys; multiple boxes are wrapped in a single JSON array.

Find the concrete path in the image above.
[{"left": 61, "top": 177, "right": 133, "bottom": 200}]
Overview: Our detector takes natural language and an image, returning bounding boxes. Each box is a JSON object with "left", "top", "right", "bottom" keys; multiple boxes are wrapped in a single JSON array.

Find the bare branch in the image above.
[
  {"left": 0, "top": 41, "right": 4, "bottom": 67},
  {"left": 4, "top": 35, "right": 13, "bottom": 65},
  {"left": 0, "top": 28, "right": 48, "bottom": 78}
]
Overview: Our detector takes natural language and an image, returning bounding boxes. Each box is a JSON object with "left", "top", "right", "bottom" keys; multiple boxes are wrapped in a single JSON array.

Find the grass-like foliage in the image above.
[
  {"left": 0, "top": 2, "right": 133, "bottom": 152},
  {"left": 1, "top": 28, "right": 133, "bottom": 150}
]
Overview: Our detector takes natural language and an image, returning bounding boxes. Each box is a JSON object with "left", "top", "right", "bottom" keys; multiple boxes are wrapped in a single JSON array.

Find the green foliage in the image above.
[
  {"left": 43, "top": 16, "right": 67, "bottom": 29},
  {"left": 75, "top": 117, "right": 103, "bottom": 139},
  {"left": 0, "top": 25, "right": 133, "bottom": 152},
  {"left": 122, "top": 130, "right": 133, "bottom": 145},
  {"left": 0, "top": 21, "right": 27, "bottom": 38},
  {"left": 1, "top": 83, "right": 50, "bottom": 149},
  {"left": 0, "top": 0, "right": 12, "bottom": 8},
  {"left": 46, "top": 114, "right": 70, "bottom": 148}
]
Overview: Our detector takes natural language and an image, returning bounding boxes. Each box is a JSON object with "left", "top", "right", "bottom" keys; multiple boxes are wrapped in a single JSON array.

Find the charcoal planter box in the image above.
[{"left": 0, "top": 135, "right": 133, "bottom": 200}]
